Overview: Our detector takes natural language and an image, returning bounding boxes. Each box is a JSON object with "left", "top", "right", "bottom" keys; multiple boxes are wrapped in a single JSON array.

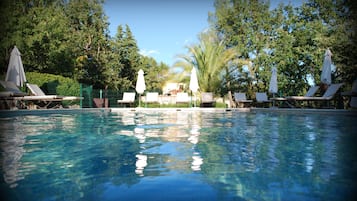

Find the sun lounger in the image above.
[
  {"left": 0, "top": 80, "right": 27, "bottom": 96},
  {"left": 144, "top": 92, "right": 159, "bottom": 107},
  {"left": 176, "top": 92, "right": 189, "bottom": 106},
  {"left": 349, "top": 97, "right": 357, "bottom": 108},
  {"left": 20, "top": 83, "right": 83, "bottom": 109},
  {"left": 0, "top": 91, "right": 14, "bottom": 97},
  {"left": 117, "top": 92, "right": 135, "bottom": 107},
  {"left": 0, "top": 81, "right": 28, "bottom": 109},
  {"left": 200, "top": 92, "right": 216, "bottom": 107},
  {"left": 287, "top": 83, "right": 343, "bottom": 108},
  {"left": 0, "top": 93, "right": 17, "bottom": 109},
  {"left": 288, "top": 83, "right": 343, "bottom": 101},
  {"left": 341, "top": 79, "right": 357, "bottom": 108},
  {"left": 286, "top": 86, "right": 320, "bottom": 100},
  {"left": 255, "top": 92, "right": 271, "bottom": 107},
  {"left": 0, "top": 81, "right": 83, "bottom": 109},
  {"left": 271, "top": 86, "right": 320, "bottom": 107},
  {"left": 234, "top": 92, "right": 252, "bottom": 108},
  {"left": 26, "top": 83, "right": 82, "bottom": 101}
]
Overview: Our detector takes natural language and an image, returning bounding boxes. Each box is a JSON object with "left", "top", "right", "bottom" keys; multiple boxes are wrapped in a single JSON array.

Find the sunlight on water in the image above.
[{"left": 0, "top": 110, "right": 357, "bottom": 201}]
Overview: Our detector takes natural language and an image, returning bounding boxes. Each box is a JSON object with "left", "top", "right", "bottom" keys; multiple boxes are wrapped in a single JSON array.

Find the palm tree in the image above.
[{"left": 175, "top": 30, "right": 238, "bottom": 94}]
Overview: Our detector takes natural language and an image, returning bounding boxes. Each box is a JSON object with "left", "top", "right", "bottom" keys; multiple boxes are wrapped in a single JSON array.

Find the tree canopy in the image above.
[
  {"left": 0, "top": 0, "right": 355, "bottom": 96},
  {"left": 0, "top": 0, "right": 169, "bottom": 91},
  {"left": 205, "top": 0, "right": 357, "bottom": 97}
]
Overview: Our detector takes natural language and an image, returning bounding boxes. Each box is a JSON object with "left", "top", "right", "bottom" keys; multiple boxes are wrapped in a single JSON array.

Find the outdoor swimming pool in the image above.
[{"left": 0, "top": 109, "right": 356, "bottom": 201}]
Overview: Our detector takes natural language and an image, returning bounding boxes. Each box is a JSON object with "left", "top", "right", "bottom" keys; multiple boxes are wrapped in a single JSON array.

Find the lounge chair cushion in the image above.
[
  {"left": 117, "top": 92, "right": 135, "bottom": 103},
  {"left": 234, "top": 93, "right": 252, "bottom": 103},
  {"left": 0, "top": 80, "right": 27, "bottom": 96},
  {"left": 256, "top": 92, "right": 271, "bottom": 103}
]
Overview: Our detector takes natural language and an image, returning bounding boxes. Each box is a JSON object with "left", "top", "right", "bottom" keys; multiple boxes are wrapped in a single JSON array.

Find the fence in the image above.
[{"left": 80, "top": 84, "right": 136, "bottom": 108}]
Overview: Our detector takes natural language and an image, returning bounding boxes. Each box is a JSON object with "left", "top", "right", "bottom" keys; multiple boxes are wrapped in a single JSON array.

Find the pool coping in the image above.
[{"left": 1, "top": 107, "right": 357, "bottom": 117}]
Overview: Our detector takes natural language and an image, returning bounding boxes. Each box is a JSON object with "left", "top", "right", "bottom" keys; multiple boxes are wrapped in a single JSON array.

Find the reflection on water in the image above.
[
  {"left": 0, "top": 110, "right": 357, "bottom": 201},
  {"left": 135, "top": 154, "right": 147, "bottom": 176}
]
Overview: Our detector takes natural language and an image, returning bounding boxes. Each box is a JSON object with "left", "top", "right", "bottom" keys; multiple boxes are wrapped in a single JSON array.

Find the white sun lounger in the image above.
[
  {"left": 26, "top": 83, "right": 83, "bottom": 101},
  {"left": 176, "top": 92, "right": 189, "bottom": 106},
  {"left": 117, "top": 92, "right": 135, "bottom": 107},
  {"left": 143, "top": 92, "right": 159, "bottom": 107}
]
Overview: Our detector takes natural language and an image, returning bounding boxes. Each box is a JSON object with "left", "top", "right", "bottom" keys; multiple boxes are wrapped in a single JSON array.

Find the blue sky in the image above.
[{"left": 103, "top": 0, "right": 303, "bottom": 67}]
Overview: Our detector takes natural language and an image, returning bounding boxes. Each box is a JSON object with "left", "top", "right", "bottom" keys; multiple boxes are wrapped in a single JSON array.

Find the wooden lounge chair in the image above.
[
  {"left": 286, "top": 86, "right": 320, "bottom": 101},
  {"left": 271, "top": 86, "right": 320, "bottom": 107},
  {"left": 255, "top": 92, "right": 271, "bottom": 107},
  {"left": 341, "top": 79, "right": 357, "bottom": 108},
  {"left": 22, "top": 83, "right": 83, "bottom": 109},
  {"left": 234, "top": 92, "right": 252, "bottom": 108},
  {"left": 0, "top": 91, "right": 13, "bottom": 97},
  {"left": 117, "top": 92, "right": 135, "bottom": 107},
  {"left": 0, "top": 81, "right": 82, "bottom": 109},
  {"left": 200, "top": 92, "right": 216, "bottom": 107},
  {"left": 26, "top": 83, "right": 82, "bottom": 101},
  {"left": 287, "top": 83, "right": 344, "bottom": 108},
  {"left": 0, "top": 80, "right": 27, "bottom": 97},
  {"left": 0, "top": 92, "right": 18, "bottom": 109},
  {"left": 175, "top": 92, "right": 189, "bottom": 106},
  {"left": 0, "top": 81, "right": 28, "bottom": 109}
]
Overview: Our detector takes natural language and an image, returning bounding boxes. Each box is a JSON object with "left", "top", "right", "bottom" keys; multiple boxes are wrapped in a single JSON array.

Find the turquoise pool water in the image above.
[{"left": 0, "top": 110, "right": 356, "bottom": 201}]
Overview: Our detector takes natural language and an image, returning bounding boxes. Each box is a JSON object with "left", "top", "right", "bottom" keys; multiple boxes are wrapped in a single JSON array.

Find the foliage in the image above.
[
  {"left": 140, "top": 56, "right": 170, "bottom": 93},
  {"left": 211, "top": 0, "right": 273, "bottom": 97},
  {"left": 1, "top": 0, "right": 355, "bottom": 97},
  {"left": 66, "top": 0, "right": 113, "bottom": 88},
  {"left": 175, "top": 30, "right": 237, "bottom": 94},
  {"left": 110, "top": 25, "right": 142, "bottom": 90},
  {"left": 0, "top": 0, "right": 169, "bottom": 92},
  {"left": 26, "top": 72, "right": 80, "bottom": 97},
  {"left": 0, "top": 0, "right": 75, "bottom": 76},
  {"left": 210, "top": 0, "right": 356, "bottom": 96}
]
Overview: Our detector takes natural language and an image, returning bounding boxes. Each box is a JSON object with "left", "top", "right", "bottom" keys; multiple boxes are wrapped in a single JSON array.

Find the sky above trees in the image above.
[{"left": 103, "top": 0, "right": 305, "bottom": 66}]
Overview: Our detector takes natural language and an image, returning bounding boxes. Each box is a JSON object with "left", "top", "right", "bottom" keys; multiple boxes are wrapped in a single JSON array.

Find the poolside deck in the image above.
[{"left": 1, "top": 107, "right": 357, "bottom": 117}]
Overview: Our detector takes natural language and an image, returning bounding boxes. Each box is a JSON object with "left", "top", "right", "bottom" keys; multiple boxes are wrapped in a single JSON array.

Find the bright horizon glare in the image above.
[{"left": 103, "top": 0, "right": 304, "bottom": 67}]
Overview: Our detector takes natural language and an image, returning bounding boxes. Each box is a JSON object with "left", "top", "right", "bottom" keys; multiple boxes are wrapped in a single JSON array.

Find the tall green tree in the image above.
[
  {"left": 0, "top": 0, "right": 74, "bottom": 76},
  {"left": 66, "top": 0, "right": 112, "bottom": 88},
  {"left": 211, "top": 0, "right": 273, "bottom": 97},
  {"left": 211, "top": 0, "right": 356, "bottom": 96},
  {"left": 268, "top": 3, "right": 319, "bottom": 96},
  {"left": 111, "top": 25, "right": 141, "bottom": 90},
  {"left": 175, "top": 30, "right": 237, "bottom": 95},
  {"left": 306, "top": 0, "right": 357, "bottom": 85},
  {"left": 141, "top": 56, "right": 170, "bottom": 92}
]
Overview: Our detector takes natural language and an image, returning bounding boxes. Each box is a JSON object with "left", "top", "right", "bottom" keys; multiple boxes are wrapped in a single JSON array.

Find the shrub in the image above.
[{"left": 26, "top": 72, "right": 80, "bottom": 97}]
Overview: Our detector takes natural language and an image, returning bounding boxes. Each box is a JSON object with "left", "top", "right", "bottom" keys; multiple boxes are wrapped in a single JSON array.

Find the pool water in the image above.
[{"left": 0, "top": 110, "right": 356, "bottom": 201}]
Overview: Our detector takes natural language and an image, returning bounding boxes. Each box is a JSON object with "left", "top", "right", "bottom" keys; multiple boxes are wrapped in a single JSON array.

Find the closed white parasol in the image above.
[
  {"left": 6, "top": 46, "right": 27, "bottom": 87},
  {"left": 136, "top": 69, "right": 146, "bottom": 107},
  {"left": 321, "top": 48, "right": 332, "bottom": 85},
  {"left": 189, "top": 67, "right": 199, "bottom": 107}
]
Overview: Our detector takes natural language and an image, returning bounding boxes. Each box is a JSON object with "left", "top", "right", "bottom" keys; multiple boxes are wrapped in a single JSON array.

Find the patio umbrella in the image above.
[
  {"left": 6, "top": 46, "right": 27, "bottom": 87},
  {"left": 269, "top": 66, "right": 278, "bottom": 107},
  {"left": 135, "top": 69, "right": 146, "bottom": 107},
  {"left": 320, "top": 48, "right": 332, "bottom": 85},
  {"left": 189, "top": 67, "right": 199, "bottom": 107},
  {"left": 269, "top": 67, "right": 278, "bottom": 94}
]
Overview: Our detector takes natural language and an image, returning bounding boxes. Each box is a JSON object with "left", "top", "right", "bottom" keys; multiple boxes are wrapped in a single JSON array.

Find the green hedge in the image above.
[{"left": 26, "top": 72, "right": 80, "bottom": 97}]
